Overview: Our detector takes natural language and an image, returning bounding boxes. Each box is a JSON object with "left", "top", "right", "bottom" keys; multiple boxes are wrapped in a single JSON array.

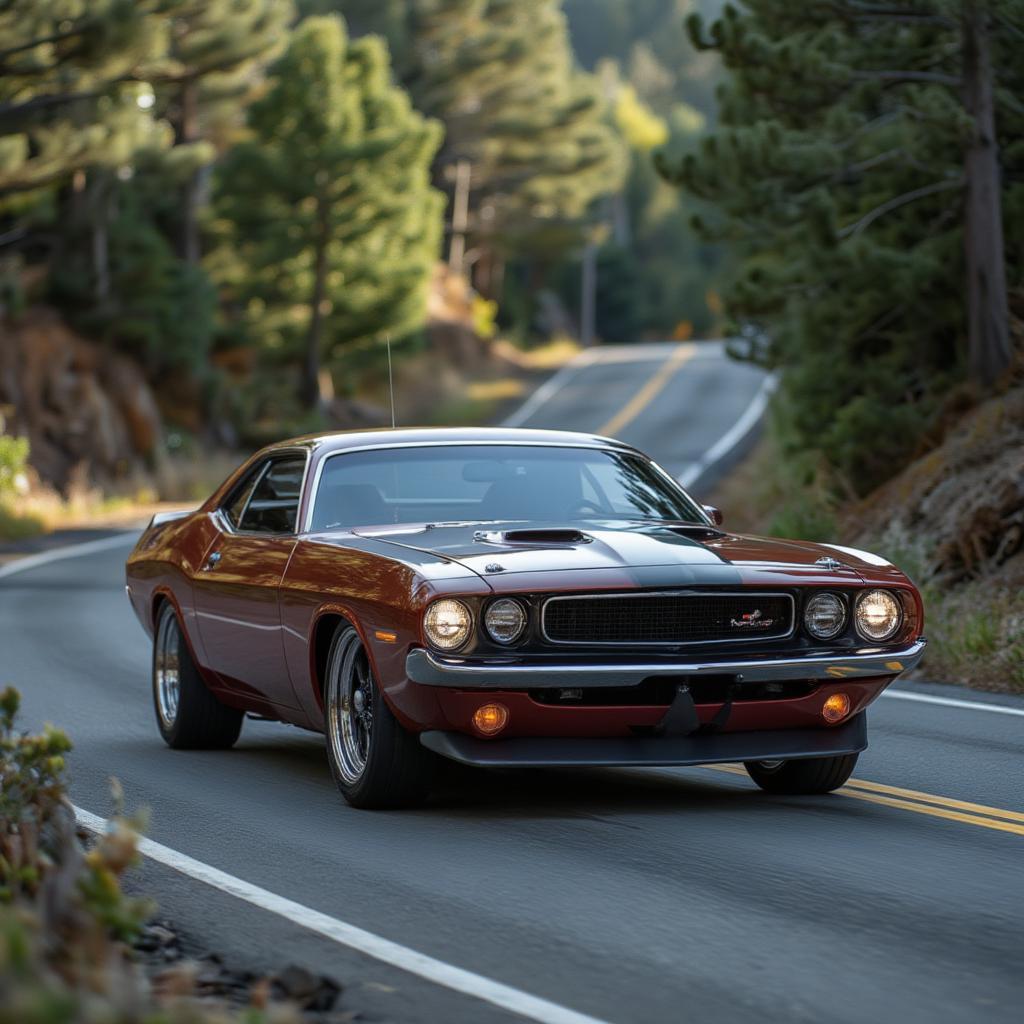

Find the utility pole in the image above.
[{"left": 580, "top": 238, "right": 597, "bottom": 348}]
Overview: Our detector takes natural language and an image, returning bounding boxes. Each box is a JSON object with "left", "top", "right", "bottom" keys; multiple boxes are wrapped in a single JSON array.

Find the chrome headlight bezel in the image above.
[
  {"left": 803, "top": 591, "right": 847, "bottom": 641},
  {"left": 423, "top": 598, "right": 473, "bottom": 651},
  {"left": 484, "top": 598, "right": 528, "bottom": 645},
  {"left": 854, "top": 589, "right": 903, "bottom": 642}
]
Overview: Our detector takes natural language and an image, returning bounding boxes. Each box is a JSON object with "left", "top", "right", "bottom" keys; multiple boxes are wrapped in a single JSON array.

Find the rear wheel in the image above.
[
  {"left": 152, "top": 602, "right": 243, "bottom": 750},
  {"left": 324, "top": 622, "right": 436, "bottom": 809},
  {"left": 744, "top": 753, "right": 858, "bottom": 794}
]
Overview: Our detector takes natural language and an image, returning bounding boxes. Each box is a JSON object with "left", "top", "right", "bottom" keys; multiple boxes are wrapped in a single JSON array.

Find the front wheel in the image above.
[
  {"left": 152, "top": 602, "right": 243, "bottom": 749},
  {"left": 324, "top": 623, "right": 436, "bottom": 809},
  {"left": 744, "top": 753, "right": 858, "bottom": 794}
]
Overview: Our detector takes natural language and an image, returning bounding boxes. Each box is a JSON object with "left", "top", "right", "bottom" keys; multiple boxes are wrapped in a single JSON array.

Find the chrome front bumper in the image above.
[{"left": 405, "top": 639, "right": 926, "bottom": 690}]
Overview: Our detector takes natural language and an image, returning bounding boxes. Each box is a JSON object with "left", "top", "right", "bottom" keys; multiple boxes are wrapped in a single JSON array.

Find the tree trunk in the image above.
[
  {"left": 962, "top": 1, "right": 1011, "bottom": 387},
  {"left": 302, "top": 194, "right": 331, "bottom": 411},
  {"left": 89, "top": 171, "right": 110, "bottom": 304},
  {"left": 178, "top": 77, "right": 202, "bottom": 266}
]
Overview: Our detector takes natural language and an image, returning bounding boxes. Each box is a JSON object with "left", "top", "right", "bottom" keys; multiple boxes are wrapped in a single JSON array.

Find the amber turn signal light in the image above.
[
  {"left": 472, "top": 703, "right": 509, "bottom": 736},
  {"left": 822, "top": 692, "right": 851, "bottom": 723}
]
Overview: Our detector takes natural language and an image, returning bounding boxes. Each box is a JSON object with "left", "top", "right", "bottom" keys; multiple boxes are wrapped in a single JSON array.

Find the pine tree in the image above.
[
  {"left": 160, "top": 0, "right": 294, "bottom": 264},
  {"left": 214, "top": 15, "right": 444, "bottom": 410},
  {"left": 304, "top": 1, "right": 626, "bottom": 298},
  {"left": 659, "top": 0, "right": 1023, "bottom": 492},
  {"left": 0, "top": 0, "right": 171, "bottom": 200},
  {"left": 408, "top": 0, "right": 627, "bottom": 289}
]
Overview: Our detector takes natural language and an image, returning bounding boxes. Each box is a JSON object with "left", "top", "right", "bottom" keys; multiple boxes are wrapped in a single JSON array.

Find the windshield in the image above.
[{"left": 308, "top": 445, "right": 705, "bottom": 531}]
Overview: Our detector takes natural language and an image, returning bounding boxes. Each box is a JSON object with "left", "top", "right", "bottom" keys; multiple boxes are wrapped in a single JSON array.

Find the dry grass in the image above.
[{"left": 493, "top": 334, "right": 581, "bottom": 369}]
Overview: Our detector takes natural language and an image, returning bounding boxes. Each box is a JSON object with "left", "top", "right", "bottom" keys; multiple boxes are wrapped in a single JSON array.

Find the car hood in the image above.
[{"left": 352, "top": 522, "right": 903, "bottom": 590}]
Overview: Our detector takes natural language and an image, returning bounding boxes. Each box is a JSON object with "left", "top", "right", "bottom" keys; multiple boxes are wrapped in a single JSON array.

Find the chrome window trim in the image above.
[
  {"left": 217, "top": 448, "right": 311, "bottom": 538},
  {"left": 540, "top": 590, "right": 797, "bottom": 647},
  {"left": 302, "top": 440, "right": 706, "bottom": 535}
]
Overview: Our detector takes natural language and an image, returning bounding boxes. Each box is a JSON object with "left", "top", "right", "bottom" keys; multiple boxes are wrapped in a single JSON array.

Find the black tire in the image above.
[
  {"left": 152, "top": 602, "right": 243, "bottom": 750},
  {"left": 323, "top": 622, "right": 436, "bottom": 809},
  {"left": 744, "top": 753, "right": 858, "bottom": 795}
]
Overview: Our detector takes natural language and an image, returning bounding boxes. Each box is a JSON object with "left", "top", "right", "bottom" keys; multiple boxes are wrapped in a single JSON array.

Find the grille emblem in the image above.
[
  {"left": 729, "top": 609, "right": 775, "bottom": 629},
  {"left": 816, "top": 556, "right": 843, "bottom": 570}
]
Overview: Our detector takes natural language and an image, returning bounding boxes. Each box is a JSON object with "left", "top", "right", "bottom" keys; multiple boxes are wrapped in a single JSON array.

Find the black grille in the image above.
[{"left": 542, "top": 593, "right": 793, "bottom": 645}]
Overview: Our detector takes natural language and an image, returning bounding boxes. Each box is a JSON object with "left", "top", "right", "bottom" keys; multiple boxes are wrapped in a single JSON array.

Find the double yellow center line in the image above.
[
  {"left": 597, "top": 344, "right": 695, "bottom": 437},
  {"left": 707, "top": 765, "right": 1024, "bottom": 836},
  {"left": 592, "top": 349, "right": 1023, "bottom": 838}
]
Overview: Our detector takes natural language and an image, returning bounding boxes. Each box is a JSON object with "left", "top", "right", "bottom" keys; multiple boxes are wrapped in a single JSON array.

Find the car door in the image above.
[{"left": 192, "top": 452, "right": 307, "bottom": 709}]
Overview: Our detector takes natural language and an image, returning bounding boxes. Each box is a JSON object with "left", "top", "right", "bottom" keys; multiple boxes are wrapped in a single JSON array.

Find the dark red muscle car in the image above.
[{"left": 125, "top": 428, "right": 925, "bottom": 808}]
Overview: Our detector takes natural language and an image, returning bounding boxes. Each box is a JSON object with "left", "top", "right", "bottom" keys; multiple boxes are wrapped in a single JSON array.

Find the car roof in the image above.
[{"left": 266, "top": 426, "right": 638, "bottom": 457}]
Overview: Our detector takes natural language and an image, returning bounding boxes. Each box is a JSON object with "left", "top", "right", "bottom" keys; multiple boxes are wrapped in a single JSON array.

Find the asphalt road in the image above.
[
  {"left": 503, "top": 341, "right": 772, "bottom": 493},
  {"left": 3, "top": 344, "right": 1023, "bottom": 1024}
]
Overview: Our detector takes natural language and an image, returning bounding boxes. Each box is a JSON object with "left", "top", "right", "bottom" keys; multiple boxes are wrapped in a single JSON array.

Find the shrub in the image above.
[
  {"left": 0, "top": 436, "right": 29, "bottom": 501},
  {"left": 0, "top": 687, "right": 300, "bottom": 1023}
]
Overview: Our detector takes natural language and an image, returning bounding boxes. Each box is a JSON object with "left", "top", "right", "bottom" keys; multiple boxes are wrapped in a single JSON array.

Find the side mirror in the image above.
[{"left": 702, "top": 505, "right": 723, "bottom": 527}]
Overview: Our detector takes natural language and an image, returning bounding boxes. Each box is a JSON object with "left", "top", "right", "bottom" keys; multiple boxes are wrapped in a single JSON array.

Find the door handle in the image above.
[{"left": 203, "top": 551, "right": 222, "bottom": 571}]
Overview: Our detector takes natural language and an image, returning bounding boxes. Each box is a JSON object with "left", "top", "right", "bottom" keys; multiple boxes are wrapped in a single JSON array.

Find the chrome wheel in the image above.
[
  {"left": 327, "top": 631, "right": 375, "bottom": 784},
  {"left": 154, "top": 609, "right": 181, "bottom": 729}
]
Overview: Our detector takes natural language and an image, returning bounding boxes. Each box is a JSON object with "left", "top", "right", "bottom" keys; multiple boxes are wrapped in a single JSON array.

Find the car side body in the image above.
[{"left": 126, "top": 427, "right": 926, "bottom": 806}]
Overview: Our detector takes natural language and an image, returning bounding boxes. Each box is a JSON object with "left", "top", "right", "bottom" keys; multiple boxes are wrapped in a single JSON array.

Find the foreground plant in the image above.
[{"left": 0, "top": 687, "right": 301, "bottom": 1023}]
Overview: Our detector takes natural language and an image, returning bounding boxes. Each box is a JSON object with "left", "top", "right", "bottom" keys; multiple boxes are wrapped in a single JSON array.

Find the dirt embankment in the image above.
[
  {"left": 1, "top": 308, "right": 163, "bottom": 495},
  {"left": 845, "top": 388, "right": 1024, "bottom": 586},
  {"left": 844, "top": 385, "right": 1024, "bottom": 692},
  {"left": 708, "top": 382, "right": 1024, "bottom": 692}
]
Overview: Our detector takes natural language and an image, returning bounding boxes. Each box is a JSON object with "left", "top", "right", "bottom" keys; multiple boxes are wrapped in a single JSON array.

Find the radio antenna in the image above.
[{"left": 386, "top": 335, "right": 397, "bottom": 428}]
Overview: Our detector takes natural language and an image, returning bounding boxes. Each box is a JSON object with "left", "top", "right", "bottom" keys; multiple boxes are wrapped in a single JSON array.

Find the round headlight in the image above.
[
  {"left": 424, "top": 599, "right": 472, "bottom": 650},
  {"left": 804, "top": 592, "right": 846, "bottom": 640},
  {"left": 484, "top": 598, "right": 527, "bottom": 644},
  {"left": 854, "top": 589, "right": 902, "bottom": 642}
]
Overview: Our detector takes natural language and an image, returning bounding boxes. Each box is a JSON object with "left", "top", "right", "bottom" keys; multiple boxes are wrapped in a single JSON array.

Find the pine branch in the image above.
[
  {"left": 853, "top": 70, "right": 961, "bottom": 87},
  {"left": 832, "top": 2, "right": 956, "bottom": 27},
  {"left": 0, "top": 88, "right": 106, "bottom": 124},
  {"left": 838, "top": 177, "right": 964, "bottom": 238},
  {"left": 0, "top": 225, "right": 28, "bottom": 247},
  {"left": 996, "top": 13, "right": 1024, "bottom": 43},
  {"left": 0, "top": 25, "right": 95, "bottom": 62}
]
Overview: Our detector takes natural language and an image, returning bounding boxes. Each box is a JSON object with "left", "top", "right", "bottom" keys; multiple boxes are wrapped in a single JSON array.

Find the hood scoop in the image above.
[{"left": 473, "top": 528, "right": 593, "bottom": 546}]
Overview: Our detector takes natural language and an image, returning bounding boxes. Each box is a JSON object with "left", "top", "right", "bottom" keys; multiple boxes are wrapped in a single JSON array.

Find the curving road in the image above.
[{"left": 3, "top": 344, "right": 1022, "bottom": 1024}]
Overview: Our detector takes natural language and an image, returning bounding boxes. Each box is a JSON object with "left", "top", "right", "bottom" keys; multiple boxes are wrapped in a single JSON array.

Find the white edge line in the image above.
[
  {"left": 501, "top": 349, "right": 598, "bottom": 428},
  {"left": 7, "top": 477, "right": 1023, "bottom": 1024},
  {"left": 74, "top": 807, "right": 613, "bottom": 1024},
  {"left": 677, "top": 374, "right": 778, "bottom": 489},
  {"left": 0, "top": 532, "right": 139, "bottom": 580},
  {"left": 881, "top": 690, "right": 1024, "bottom": 718}
]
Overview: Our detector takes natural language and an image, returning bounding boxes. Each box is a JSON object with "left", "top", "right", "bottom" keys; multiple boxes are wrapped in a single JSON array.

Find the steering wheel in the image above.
[{"left": 566, "top": 500, "right": 605, "bottom": 518}]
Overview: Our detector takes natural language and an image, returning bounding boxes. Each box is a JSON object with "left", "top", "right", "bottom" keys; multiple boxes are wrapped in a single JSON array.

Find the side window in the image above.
[
  {"left": 237, "top": 456, "right": 306, "bottom": 534},
  {"left": 223, "top": 463, "right": 266, "bottom": 529}
]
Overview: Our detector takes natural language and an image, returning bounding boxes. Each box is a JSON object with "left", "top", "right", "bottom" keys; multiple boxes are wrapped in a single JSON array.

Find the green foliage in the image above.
[
  {"left": 551, "top": 8, "right": 723, "bottom": 342},
  {"left": 0, "top": 1, "right": 174, "bottom": 202},
  {"left": 660, "top": 0, "right": 1024, "bottom": 493},
  {"left": 214, "top": 15, "right": 444, "bottom": 409},
  {"left": 0, "top": 436, "right": 42, "bottom": 540},
  {"left": 0, "top": 687, "right": 300, "bottom": 1022},
  {"left": 614, "top": 83, "right": 669, "bottom": 151},
  {"left": 312, "top": 0, "right": 628, "bottom": 277},
  {"left": 563, "top": 0, "right": 725, "bottom": 118},
  {"left": 0, "top": 436, "right": 29, "bottom": 501},
  {"left": 49, "top": 188, "right": 218, "bottom": 375}
]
